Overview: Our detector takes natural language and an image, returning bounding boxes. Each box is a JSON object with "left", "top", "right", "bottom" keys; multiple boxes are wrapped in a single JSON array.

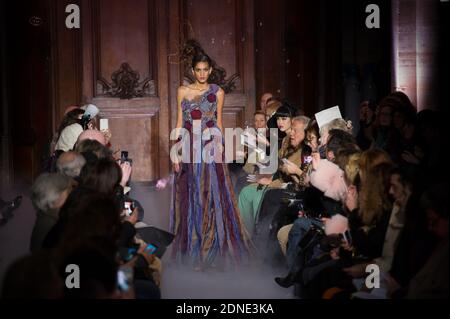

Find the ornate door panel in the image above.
[
  {"left": 81, "top": 0, "right": 165, "bottom": 181},
  {"left": 168, "top": 0, "right": 256, "bottom": 132}
]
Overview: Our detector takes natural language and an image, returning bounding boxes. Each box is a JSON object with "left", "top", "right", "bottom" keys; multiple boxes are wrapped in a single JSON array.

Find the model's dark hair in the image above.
[
  {"left": 192, "top": 52, "right": 212, "bottom": 69},
  {"left": 181, "top": 39, "right": 239, "bottom": 93}
]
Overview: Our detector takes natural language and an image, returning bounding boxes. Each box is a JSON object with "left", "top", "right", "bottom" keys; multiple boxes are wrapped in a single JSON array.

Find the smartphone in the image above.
[
  {"left": 100, "top": 118, "right": 109, "bottom": 131},
  {"left": 120, "top": 151, "right": 133, "bottom": 166},
  {"left": 343, "top": 230, "right": 352, "bottom": 246},
  {"left": 145, "top": 243, "right": 158, "bottom": 255},
  {"left": 123, "top": 201, "right": 134, "bottom": 216},
  {"left": 117, "top": 266, "right": 134, "bottom": 292}
]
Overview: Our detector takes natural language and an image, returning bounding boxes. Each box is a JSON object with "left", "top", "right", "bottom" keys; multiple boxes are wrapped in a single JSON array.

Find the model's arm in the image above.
[
  {"left": 216, "top": 88, "right": 225, "bottom": 133},
  {"left": 173, "top": 86, "right": 186, "bottom": 173},
  {"left": 176, "top": 86, "right": 185, "bottom": 130}
]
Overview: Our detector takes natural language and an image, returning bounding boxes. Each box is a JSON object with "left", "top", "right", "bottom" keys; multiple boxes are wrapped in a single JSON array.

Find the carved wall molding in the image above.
[{"left": 97, "top": 62, "right": 155, "bottom": 99}]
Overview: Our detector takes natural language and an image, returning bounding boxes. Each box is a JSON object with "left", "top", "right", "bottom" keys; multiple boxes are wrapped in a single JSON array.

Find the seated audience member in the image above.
[
  {"left": 274, "top": 155, "right": 349, "bottom": 288},
  {"left": 242, "top": 110, "right": 270, "bottom": 173},
  {"left": 51, "top": 104, "right": 100, "bottom": 167},
  {"left": 275, "top": 149, "right": 391, "bottom": 290},
  {"left": 305, "top": 120, "right": 320, "bottom": 152},
  {"left": 346, "top": 162, "right": 394, "bottom": 260},
  {"left": 396, "top": 183, "right": 448, "bottom": 299},
  {"left": 56, "top": 151, "right": 86, "bottom": 179},
  {"left": 30, "top": 173, "right": 74, "bottom": 253},
  {"left": 238, "top": 115, "right": 306, "bottom": 234},
  {"left": 75, "top": 139, "right": 113, "bottom": 166},
  {"left": 76, "top": 129, "right": 107, "bottom": 147},
  {"left": 254, "top": 110, "right": 267, "bottom": 130},
  {"left": 53, "top": 193, "right": 124, "bottom": 299},
  {"left": 254, "top": 116, "right": 311, "bottom": 261},
  {"left": 56, "top": 241, "right": 122, "bottom": 299},
  {"left": 343, "top": 168, "right": 435, "bottom": 296},
  {"left": 267, "top": 104, "right": 296, "bottom": 150},
  {"left": 318, "top": 118, "right": 353, "bottom": 155},
  {"left": 324, "top": 129, "right": 357, "bottom": 163},
  {"left": 275, "top": 213, "right": 350, "bottom": 293},
  {"left": 356, "top": 100, "right": 376, "bottom": 150},
  {"left": 371, "top": 98, "right": 403, "bottom": 163},
  {"left": 54, "top": 108, "right": 85, "bottom": 152},
  {"left": 231, "top": 110, "right": 270, "bottom": 194},
  {"left": 55, "top": 192, "right": 161, "bottom": 299},
  {"left": 1, "top": 251, "right": 64, "bottom": 299},
  {"left": 260, "top": 92, "right": 274, "bottom": 111},
  {"left": 265, "top": 100, "right": 282, "bottom": 125}
]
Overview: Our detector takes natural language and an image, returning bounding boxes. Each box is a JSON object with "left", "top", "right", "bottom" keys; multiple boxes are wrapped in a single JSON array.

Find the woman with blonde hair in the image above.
[
  {"left": 358, "top": 148, "right": 392, "bottom": 182},
  {"left": 345, "top": 154, "right": 394, "bottom": 260}
]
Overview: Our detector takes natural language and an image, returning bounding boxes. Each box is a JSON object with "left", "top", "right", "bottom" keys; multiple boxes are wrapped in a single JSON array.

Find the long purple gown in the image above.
[{"left": 169, "top": 84, "right": 251, "bottom": 267}]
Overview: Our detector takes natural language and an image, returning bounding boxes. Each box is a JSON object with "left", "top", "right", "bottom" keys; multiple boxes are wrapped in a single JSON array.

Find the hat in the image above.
[{"left": 81, "top": 104, "right": 99, "bottom": 119}]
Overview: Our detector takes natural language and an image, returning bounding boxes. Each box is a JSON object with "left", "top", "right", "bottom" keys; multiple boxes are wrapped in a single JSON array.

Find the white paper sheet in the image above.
[{"left": 315, "top": 106, "right": 342, "bottom": 129}]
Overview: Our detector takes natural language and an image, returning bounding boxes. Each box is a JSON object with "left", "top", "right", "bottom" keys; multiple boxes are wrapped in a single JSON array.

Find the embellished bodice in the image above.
[{"left": 181, "top": 84, "right": 219, "bottom": 131}]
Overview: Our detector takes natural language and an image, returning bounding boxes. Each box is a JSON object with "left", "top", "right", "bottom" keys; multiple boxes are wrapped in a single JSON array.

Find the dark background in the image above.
[{"left": 0, "top": 0, "right": 445, "bottom": 186}]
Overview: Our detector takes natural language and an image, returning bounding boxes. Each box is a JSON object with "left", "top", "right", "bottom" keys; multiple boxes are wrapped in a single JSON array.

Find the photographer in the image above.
[{"left": 55, "top": 104, "right": 99, "bottom": 153}]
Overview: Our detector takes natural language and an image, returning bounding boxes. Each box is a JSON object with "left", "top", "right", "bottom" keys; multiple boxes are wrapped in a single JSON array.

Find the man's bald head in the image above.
[
  {"left": 77, "top": 129, "right": 107, "bottom": 146},
  {"left": 56, "top": 151, "right": 86, "bottom": 178}
]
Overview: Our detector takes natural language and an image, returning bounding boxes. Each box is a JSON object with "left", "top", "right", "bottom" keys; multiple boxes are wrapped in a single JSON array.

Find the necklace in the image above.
[{"left": 191, "top": 84, "right": 209, "bottom": 91}]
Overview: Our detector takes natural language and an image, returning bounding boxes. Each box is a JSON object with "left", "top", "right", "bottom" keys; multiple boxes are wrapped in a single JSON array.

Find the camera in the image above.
[
  {"left": 121, "top": 151, "right": 133, "bottom": 166},
  {"left": 298, "top": 223, "right": 324, "bottom": 250},
  {"left": 319, "top": 233, "right": 344, "bottom": 252}
]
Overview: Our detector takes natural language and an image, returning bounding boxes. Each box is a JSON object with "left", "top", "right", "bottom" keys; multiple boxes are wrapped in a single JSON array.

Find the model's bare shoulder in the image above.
[
  {"left": 216, "top": 86, "right": 225, "bottom": 97},
  {"left": 178, "top": 85, "right": 189, "bottom": 93},
  {"left": 177, "top": 85, "right": 189, "bottom": 98}
]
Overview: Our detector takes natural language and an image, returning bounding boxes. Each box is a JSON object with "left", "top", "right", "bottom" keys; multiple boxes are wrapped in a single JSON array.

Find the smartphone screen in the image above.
[
  {"left": 123, "top": 201, "right": 134, "bottom": 216},
  {"left": 145, "top": 243, "right": 157, "bottom": 255},
  {"left": 343, "top": 230, "right": 352, "bottom": 246},
  {"left": 100, "top": 118, "right": 109, "bottom": 131},
  {"left": 117, "top": 266, "right": 133, "bottom": 292}
]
